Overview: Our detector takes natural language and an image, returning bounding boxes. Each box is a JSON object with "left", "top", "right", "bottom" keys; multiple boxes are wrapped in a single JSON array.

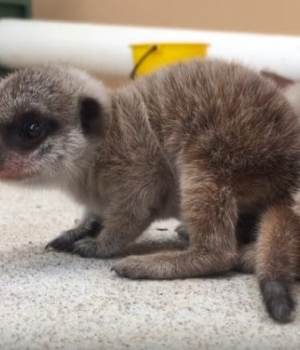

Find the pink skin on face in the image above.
[{"left": 0, "top": 152, "right": 35, "bottom": 180}]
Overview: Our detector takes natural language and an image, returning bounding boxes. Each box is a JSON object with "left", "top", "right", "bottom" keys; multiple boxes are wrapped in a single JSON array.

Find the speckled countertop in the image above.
[{"left": 0, "top": 183, "right": 299, "bottom": 350}]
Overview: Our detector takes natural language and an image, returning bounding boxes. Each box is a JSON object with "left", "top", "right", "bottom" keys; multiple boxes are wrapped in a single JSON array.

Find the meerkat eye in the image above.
[
  {"left": 20, "top": 119, "right": 43, "bottom": 140},
  {"left": 2, "top": 111, "right": 60, "bottom": 152}
]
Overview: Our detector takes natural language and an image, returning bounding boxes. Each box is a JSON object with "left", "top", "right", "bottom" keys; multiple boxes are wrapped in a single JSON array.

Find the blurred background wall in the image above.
[{"left": 33, "top": 0, "right": 300, "bottom": 35}]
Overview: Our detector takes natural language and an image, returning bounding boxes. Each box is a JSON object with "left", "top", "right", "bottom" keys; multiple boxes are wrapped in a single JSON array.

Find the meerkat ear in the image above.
[
  {"left": 261, "top": 70, "right": 294, "bottom": 89},
  {"left": 79, "top": 96, "right": 104, "bottom": 136}
]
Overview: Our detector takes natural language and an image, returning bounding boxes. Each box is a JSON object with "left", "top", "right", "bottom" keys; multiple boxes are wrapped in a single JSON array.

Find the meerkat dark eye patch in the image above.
[
  {"left": 79, "top": 97, "right": 103, "bottom": 136},
  {"left": 3, "top": 110, "right": 60, "bottom": 152}
]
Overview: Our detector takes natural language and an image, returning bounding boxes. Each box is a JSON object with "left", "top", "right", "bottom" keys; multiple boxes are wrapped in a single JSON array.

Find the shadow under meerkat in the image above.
[{"left": 0, "top": 60, "right": 299, "bottom": 323}]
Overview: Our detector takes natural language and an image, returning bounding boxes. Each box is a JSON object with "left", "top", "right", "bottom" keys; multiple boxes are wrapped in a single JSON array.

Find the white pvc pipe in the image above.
[{"left": 1, "top": 19, "right": 300, "bottom": 78}]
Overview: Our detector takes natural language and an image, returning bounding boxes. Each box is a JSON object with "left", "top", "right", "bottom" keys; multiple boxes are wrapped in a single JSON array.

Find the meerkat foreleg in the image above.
[
  {"left": 113, "top": 164, "right": 238, "bottom": 279},
  {"left": 72, "top": 195, "right": 155, "bottom": 258}
]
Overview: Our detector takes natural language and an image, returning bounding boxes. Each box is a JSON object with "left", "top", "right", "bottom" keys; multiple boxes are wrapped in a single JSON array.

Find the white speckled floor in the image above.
[{"left": 0, "top": 183, "right": 299, "bottom": 350}]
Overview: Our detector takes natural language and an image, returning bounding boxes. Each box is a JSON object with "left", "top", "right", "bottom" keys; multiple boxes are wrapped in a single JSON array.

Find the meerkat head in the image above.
[{"left": 0, "top": 65, "right": 110, "bottom": 186}]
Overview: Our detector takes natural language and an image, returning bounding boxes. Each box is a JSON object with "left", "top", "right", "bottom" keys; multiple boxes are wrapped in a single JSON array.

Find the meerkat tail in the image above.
[{"left": 256, "top": 202, "right": 300, "bottom": 323}]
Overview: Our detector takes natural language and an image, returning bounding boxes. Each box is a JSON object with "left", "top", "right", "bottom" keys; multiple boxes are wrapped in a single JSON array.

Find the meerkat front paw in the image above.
[
  {"left": 72, "top": 237, "right": 101, "bottom": 258},
  {"left": 46, "top": 217, "right": 103, "bottom": 252},
  {"left": 46, "top": 229, "right": 79, "bottom": 252},
  {"left": 72, "top": 237, "right": 116, "bottom": 258}
]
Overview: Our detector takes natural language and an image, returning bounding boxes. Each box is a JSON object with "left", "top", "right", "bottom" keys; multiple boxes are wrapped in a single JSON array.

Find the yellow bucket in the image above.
[{"left": 130, "top": 42, "right": 209, "bottom": 78}]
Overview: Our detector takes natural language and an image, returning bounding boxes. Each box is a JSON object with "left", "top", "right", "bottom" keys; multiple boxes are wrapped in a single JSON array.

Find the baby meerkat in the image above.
[{"left": 0, "top": 60, "right": 300, "bottom": 323}]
